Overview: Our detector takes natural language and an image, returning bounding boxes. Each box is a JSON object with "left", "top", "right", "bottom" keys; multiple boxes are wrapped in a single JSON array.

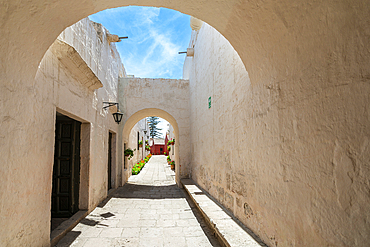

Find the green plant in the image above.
[
  {"left": 124, "top": 148, "right": 136, "bottom": 160},
  {"left": 167, "top": 156, "right": 171, "bottom": 161},
  {"left": 170, "top": 160, "right": 175, "bottom": 170},
  {"left": 138, "top": 140, "right": 143, "bottom": 145},
  {"left": 132, "top": 154, "right": 152, "bottom": 175},
  {"left": 167, "top": 146, "right": 171, "bottom": 151},
  {"left": 132, "top": 160, "right": 145, "bottom": 175}
]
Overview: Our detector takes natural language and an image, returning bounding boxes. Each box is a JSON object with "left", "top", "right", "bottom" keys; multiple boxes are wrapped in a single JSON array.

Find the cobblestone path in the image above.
[{"left": 56, "top": 155, "right": 221, "bottom": 247}]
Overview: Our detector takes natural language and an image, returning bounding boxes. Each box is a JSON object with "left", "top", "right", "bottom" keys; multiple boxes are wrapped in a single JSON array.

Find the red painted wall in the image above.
[
  {"left": 150, "top": 136, "right": 172, "bottom": 155},
  {"left": 150, "top": 144, "right": 165, "bottom": 155}
]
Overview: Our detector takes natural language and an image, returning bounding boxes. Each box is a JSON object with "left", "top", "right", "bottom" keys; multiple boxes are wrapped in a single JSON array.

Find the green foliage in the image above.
[
  {"left": 138, "top": 140, "right": 143, "bottom": 145},
  {"left": 167, "top": 146, "right": 171, "bottom": 151},
  {"left": 147, "top": 116, "right": 162, "bottom": 138},
  {"left": 124, "top": 148, "right": 136, "bottom": 160},
  {"left": 132, "top": 154, "right": 152, "bottom": 175}
]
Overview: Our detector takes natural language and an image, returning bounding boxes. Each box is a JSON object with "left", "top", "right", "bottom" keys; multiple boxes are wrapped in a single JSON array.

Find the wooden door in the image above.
[
  {"left": 51, "top": 114, "right": 81, "bottom": 218},
  {"left": 108, "top": 132, "right": 112, "bottom": 191}
]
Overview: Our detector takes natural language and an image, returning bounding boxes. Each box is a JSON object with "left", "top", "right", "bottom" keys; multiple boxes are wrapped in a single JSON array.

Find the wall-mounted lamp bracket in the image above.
[
  {"left": 103, "top": 102, "right": 123, "bottom": 124},
  {"left": 103, "top": 102, "right": 119, "bottom": 110},
  {"left": 107, "top": 35, "right": 128, "bottom": 43},
  {"left": 178, "top": 48, "right": 194, "bottom": 57}
]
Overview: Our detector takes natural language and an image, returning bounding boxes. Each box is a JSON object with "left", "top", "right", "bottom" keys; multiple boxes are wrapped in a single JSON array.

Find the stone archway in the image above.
[
  {"left": 1, "top": 1, "right": 370, "bottom": 246},
  {"left": 119, "top": 77, "right": 191, "bottom": 186},
  {"left": 121, "top": 108, "right": 185, "bottom": 185}
]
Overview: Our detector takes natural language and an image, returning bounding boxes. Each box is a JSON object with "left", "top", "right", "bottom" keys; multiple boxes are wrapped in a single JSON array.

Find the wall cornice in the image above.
[{"left": 50, "top": 39, "right": 103, "bottom": 90}]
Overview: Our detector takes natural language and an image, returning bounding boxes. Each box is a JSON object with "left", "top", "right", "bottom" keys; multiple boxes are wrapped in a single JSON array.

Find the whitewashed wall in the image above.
[
  {"left": 185, "top": 22, "right": 370, "bottom": 246},
  {"left": 168, "top": 124, "right": 176, "bottom": 160},
  {"left": 123, "top": 118, "right": 150, "bottom": 181},
  {"left": 0, "top": 18, "right": 124, "bottom": 245}
]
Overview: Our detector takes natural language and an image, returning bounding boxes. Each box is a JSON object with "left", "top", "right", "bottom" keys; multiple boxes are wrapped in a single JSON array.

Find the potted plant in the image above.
[
  {"left": 167, "top": 156, "right": 171, "bottom": 164},
  {"left": 167, "top": 146, "right": 171, "bottom": 152},
  {"left": 145, "top": 140, "right": 148, "bottom": 144},
  {"left": 168, "top": 139, "right": 175, "bottom": 145},
  {"left": 145, "top": 144, "right": 150, "bottom": 151},
  {"left": 138, "top": 140, "right": 143, "bottom": 148},
  {"left": 170, "top": 161, "right": 175, "bottom": 170},
  {"left": 124, "top": 148, "right": 136, "bottom": 160}
]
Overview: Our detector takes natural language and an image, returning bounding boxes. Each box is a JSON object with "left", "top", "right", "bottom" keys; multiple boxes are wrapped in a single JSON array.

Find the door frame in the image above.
[
  {"left": 107, "top": 131, "right": 117, "bottom": 192},
  {"left": 51, "top": 110, "right": 91, "bottom": 218},
  {"left": 52, "top": 113, "right": 81, "bottom": 218}
]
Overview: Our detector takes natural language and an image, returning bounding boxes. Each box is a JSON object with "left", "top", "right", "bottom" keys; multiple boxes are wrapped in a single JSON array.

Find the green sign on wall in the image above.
[{"left": 208, "top": 96, "right": 211, "bottom": 109}]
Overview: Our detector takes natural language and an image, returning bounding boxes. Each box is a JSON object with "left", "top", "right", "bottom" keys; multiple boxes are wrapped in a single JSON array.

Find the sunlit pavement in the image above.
[{"left": 56, "top": 155, "right": 221, "bottom": 247}]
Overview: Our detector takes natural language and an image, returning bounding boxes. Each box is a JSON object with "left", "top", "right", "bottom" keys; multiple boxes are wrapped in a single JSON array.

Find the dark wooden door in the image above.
[
  {"left": 51, "top": 114, "right": 81, "bottom": 218},
  {"left": 108, "top": 132, "right": 112, "bottom": 191}
]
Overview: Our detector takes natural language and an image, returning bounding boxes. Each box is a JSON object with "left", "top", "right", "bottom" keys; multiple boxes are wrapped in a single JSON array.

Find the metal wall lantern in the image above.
[{"left": 103, "top": 102, "right": 123, "bottom": 124}]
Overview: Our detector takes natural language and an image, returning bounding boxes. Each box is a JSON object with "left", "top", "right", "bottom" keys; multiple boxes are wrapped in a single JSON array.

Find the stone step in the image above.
[{"left": 181, "top": 179, "right": 267, "bottom": 247}]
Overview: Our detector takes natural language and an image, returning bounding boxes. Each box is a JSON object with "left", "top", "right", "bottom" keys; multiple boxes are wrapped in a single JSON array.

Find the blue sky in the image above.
[{"left": 89, "top": 6, "right": 192, "bottom": 79}]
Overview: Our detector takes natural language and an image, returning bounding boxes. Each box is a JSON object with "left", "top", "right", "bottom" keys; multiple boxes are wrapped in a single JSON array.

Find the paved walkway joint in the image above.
[{"left": 55, "top": 155, "right": 221, "bottom": 247}]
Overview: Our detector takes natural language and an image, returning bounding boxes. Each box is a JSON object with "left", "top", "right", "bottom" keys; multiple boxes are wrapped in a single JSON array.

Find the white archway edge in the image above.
[
  {"left": 1, "top": 1, "right": 370, "bottom": 246},
  {"left": 119, "top": 77, "right": 191, "bottom": 186},
  {"left": 122, "top": 108, "right": 179, "bottom": 143}
]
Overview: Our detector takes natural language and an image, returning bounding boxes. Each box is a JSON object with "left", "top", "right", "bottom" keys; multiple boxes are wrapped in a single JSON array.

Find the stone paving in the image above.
[{"left": 56, "top": 155, "right": 221, "bottom": 247}]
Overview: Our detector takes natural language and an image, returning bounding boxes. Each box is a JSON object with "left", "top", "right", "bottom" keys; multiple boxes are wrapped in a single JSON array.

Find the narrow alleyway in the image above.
[{"left": 56, "top": 155, "right": 221, "bottom": 247}]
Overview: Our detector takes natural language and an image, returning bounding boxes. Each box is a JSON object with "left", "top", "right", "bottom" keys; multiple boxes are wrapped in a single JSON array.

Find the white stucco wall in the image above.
[
  {"left": 48, "top": 18, "right": 124, "bottom": 208},
  {"left": 185, "top": 22, "right": 370, "bottom": 246},
  {"left": 0, "top": 18, "right": 124, "bottom": 246},
  {"left": 123, "top": 118, "right": 150, "bottom": 181},
  {"left": 167, "top": 124, "right": 176, "bottom": 160}
]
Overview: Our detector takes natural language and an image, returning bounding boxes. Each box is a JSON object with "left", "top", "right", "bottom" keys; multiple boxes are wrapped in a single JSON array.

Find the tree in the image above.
[{"left": 147, "top": 116, "right": 162, "bottom": 138}]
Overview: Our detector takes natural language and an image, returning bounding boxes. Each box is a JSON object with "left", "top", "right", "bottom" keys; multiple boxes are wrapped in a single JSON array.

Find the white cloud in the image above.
[
  {"left": 138, "top": 7, "right": 160, "bottom": 25},
  {"left": 123, "top": 27, "right": 181, "bottom": 78},
  {"left": 90, "top": 6, "right": 191, "bottom": 79}
]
